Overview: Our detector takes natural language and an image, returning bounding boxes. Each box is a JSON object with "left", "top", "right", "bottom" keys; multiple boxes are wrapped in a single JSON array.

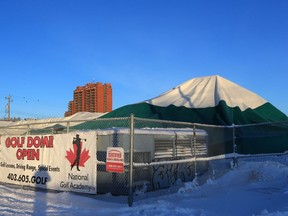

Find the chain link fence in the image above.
[{"left": 0, "top": 116, "right": 288, "bottom": 206}]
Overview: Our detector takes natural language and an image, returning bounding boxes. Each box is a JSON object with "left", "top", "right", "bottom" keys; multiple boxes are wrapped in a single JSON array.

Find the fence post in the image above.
[
  {"left": 66, "top": 121, "right": 70, "bottom": 133},
  {"left": 128, "top": 113, "right": 135, "bottom": 207},
  {"left": 26, "top": 124, "right": 30, "bottom": 135},
  {"left": 193, "top": 124, "right": 198, "bottom": 185},
  {"left": 232, "top": 124, "right": 238, "bottom": 167}
]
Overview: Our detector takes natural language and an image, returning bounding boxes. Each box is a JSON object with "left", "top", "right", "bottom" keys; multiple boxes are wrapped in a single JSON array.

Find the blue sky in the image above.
[{"left": 0, "top": 0, "right": 287, "bottom": 119}]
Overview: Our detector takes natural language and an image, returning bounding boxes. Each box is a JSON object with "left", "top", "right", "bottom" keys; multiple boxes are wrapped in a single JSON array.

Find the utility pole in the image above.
[{"left": 5, "top": 95, "right": 12, "bottom": 121}]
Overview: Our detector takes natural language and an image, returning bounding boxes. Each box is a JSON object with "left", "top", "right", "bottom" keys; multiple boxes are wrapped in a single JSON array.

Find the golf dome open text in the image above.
[{"left": 5, "top": 136, "right": 54, "bottom": 160}]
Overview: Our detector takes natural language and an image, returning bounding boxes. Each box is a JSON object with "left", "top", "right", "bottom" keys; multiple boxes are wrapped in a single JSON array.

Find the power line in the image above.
[{"left": 2, "top": 94, "right": 65, "bottom": 119}]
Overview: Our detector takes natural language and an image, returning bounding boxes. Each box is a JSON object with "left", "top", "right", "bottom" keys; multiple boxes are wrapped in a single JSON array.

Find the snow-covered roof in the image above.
[
  {"left": 146, "top": 75, "right": 267, "bottom": 111},
  {"left": 91, "top": 127, "right": 207, "bottom": 136},
  {"left": 0, "top": 112, "right": 106, "bottom": 135}
]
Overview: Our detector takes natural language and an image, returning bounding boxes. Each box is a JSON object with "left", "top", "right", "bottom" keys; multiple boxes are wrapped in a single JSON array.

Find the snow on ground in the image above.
[{"left": 1, "top": 155, "right": 288, "bottom": 216}]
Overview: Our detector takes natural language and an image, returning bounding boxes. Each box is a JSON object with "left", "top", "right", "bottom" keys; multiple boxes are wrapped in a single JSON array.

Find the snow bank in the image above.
[{"left": 1, "top": 155, "right": 288, "bottom": 216}]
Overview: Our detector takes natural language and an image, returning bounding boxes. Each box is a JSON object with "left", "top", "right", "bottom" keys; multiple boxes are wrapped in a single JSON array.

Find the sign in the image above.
[
  {"left": 106, "top": 147, "right": 124, "bottom": 173},
  {"left": 0, "top": 132, "right": 97, "bottom": 194}
]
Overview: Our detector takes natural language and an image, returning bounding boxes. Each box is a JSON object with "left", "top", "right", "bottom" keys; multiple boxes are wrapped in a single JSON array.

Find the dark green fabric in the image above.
[
  {"left": 236, "top": 123, "right": 288, "bottom": 154},
  {"left": 101, "top": 101, "right": 287, "bottom": 125},
  {"left": 71, "top": 101, "right": 288, "bottom": 156}
]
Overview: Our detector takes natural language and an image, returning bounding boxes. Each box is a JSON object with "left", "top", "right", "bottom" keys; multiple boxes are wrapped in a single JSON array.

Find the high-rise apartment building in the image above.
[{"left": 64, "top": 82, "right": 112, "bottom": 117}]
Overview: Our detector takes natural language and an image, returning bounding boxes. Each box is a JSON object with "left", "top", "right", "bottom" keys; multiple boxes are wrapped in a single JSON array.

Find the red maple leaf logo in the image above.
[{"left": 65, "top": 142, "right": 91, "bottom": 167}]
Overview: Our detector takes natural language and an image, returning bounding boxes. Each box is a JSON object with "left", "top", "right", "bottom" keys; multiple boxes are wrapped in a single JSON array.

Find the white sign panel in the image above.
[
  {"left": 0, "top": 132, "right": 97, "bottom": 194},
  {"left": 106, "top": 147, "right": 124, "bottom": 173}
]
